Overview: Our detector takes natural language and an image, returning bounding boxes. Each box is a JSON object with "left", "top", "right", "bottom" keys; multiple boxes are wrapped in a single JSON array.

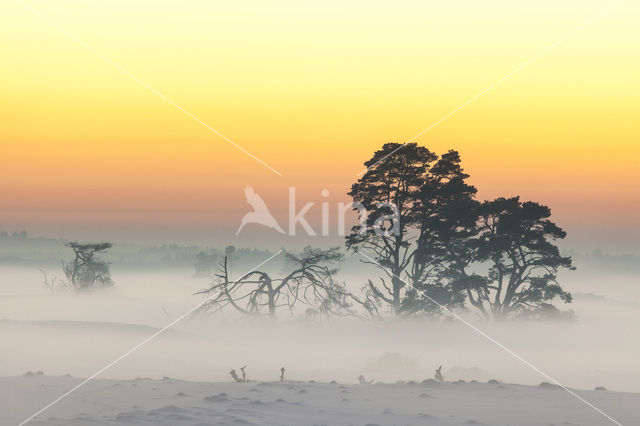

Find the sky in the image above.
[{"left": 1, "top": 0, "right": 639, "bottom": 251}]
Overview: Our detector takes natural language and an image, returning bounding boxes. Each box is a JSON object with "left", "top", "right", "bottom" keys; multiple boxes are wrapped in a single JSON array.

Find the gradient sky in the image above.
[{"left": 1, "top": 0, "right": 638, "bottom": 251}]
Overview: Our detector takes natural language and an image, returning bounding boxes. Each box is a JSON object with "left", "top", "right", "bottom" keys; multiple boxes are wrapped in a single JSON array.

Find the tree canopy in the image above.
[
  {"left": 63, "top": 242, "right": 114, "bottom": 290},
  {"left": 348, "top": 143, "right": 574, "bottom": 320},
  {"left": 347, "top": 143, "right": 477, "bottom": 317}
]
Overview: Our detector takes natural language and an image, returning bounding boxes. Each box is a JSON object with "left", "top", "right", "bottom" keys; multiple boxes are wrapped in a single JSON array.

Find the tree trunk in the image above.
[
  {"left": 266, "top": 279, "right": 276, "bottom": 319},
  {"left": 392, "top": 275, "right": 402, "bottom": 315}
]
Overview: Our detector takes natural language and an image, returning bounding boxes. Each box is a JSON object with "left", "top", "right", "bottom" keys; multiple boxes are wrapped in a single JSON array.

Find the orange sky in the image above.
[{"left": 1, "top": 0, "right": 639, "bottom": 249}]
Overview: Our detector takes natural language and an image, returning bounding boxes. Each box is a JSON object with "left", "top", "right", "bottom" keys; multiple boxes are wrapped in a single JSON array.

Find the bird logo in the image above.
[{"left": 236, "top": 187, "right": 285, "bottom": 235}]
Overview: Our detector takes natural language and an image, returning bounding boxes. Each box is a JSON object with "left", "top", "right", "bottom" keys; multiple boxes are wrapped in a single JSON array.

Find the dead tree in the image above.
[
  {"left": 240, "top": 365, "right": 247, "bottom": 381},
  {"left": 197, "top": 256, "right": 281, "bottom": 319},
  {"left": 434, "top": 365, "right": 444, "bottom": 383},
  {"left": 63, "top": 242, "right": 113, "bottom": 290},
  {"left": 39, "top": 267, "right": 68, "bottom": 292},
  {"left": 229, "top": 365, "right": 248, "bottom": 383},
  {"left": 358, "top": 374, "right": 373, "bottom": 385},
  {"left": 282, "top": 247, "right": 356, "bottom": 318},
  {"left": 197, "top": 247, "right": 358, "bottom": 319}
]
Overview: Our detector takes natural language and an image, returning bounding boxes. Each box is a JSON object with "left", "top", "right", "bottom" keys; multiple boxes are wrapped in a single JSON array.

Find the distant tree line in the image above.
[{"left": 0, "top": 230, "right": 28, "bottom": 239}]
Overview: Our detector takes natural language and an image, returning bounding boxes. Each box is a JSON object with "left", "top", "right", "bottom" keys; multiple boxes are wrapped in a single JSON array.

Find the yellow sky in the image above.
[{"left": 1, "top": 0, "right": 638, "bottom": 245}]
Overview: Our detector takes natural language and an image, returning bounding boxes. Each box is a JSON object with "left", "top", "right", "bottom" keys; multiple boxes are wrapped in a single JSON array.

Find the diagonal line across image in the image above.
[
  {"left": 10, "top": 1, "right": 628, "bottom": 425},
  {"left": 17, "top": 250, "right": 284, "bottom": 426},
  {"left": 356, "top": 250, "right": 623, "bottom": 426},
  {"left": 16, "top": 0, "right": 283, "bottom": 177},
  {"left": 357, "top": 0, "right": 623, "bottom": 177}
]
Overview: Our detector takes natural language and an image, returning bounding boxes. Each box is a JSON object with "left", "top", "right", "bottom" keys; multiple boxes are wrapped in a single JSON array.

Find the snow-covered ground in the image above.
[
  {"left": 4, "top": 374, "right": 639, "bottom": 426},
  {"left": 1, "top": 266, "right": 639, "bottom": 425}
]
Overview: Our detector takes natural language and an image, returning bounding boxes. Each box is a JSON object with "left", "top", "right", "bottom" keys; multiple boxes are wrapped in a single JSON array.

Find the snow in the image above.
[
  {"left": 3, "top": 374, "right": 639, "bottom": 426},
  {"left": 1, "top": 266, "right": 639, "bottom": 425}
]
